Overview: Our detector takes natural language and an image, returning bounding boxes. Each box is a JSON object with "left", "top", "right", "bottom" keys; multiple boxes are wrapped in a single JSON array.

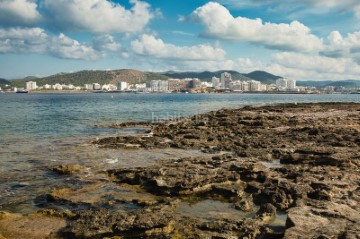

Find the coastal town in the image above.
[{"left": 1, "top": 72, "right": 356, "bottom": 94}]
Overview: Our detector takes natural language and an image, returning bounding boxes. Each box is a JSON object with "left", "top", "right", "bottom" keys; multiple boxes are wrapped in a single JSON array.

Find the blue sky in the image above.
[{"left": 1, "top": 0, "right": 360, "bottom": 80}]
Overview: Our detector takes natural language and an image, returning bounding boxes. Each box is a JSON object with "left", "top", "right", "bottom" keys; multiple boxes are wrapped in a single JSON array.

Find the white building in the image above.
[
  {"left": 212, "top": 76, "right": 220, "bottom": 89},
  {"left": 25, "top": 81, "right": 37, "bottom": 90},
  {"left": 229, "top": 81, "right": 242, "bottom": 91},
  {"left": 102, "top": 84, "right": 116, "bottom": 91},
  {"left": 220, "top": 72, "right": 232, "bottom": 89},
  {"left": 135, "top": 83, "right": 146, "bottom": 91},
  {"left": 324, "top": 86, "right": 335, "bottom": 92},
  {"left": 52, "top": 83, "right": 62, "bottom": 90},
  {"left": 62, "top": 84, "right": 74, "bottom": 90},
  {"left": 117, "top": 82, "right": 128, "bottom": 91},
  {"left": 276, "top": 78, "right": 297, "bottom": 90},
  {"left": 149, "top": 80, "right": 169, "bottom": 92},
  {"left": 249, "top": 80, "right": 262, "bottom": 91},
  {"left": 287, "top": 79, "right": 296, "bottom": 89},
  {"left": 44, "top": 84, "right": 51, "bottom": 89},
  {"left": 201, "top": 82, "right": 213, "bottom": 88},
  {"left": 276, "top": 78, "right": 288, "bottom": 89},
  {"left": 242, "top": 82, "right": 249, "bottom": 92},
  {"left": 84, "top": 84, "right": 93, "bottom": 90},
  {"left": 93, "top": 83, "right": 101, "bottom": 90}
]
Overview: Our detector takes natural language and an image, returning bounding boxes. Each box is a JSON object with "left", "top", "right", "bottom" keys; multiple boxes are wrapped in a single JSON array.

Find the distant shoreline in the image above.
[{"left": 1, "top": 90, "right": 354, "bottom": 95}]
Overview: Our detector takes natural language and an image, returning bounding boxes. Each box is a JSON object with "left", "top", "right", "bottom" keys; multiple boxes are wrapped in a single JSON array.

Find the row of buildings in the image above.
[
  {"left": 22, "top": 72, "right": 300, "bottom": 93},
  {"left": 212, "top": 73, "right": 298, "bottom": 92}
]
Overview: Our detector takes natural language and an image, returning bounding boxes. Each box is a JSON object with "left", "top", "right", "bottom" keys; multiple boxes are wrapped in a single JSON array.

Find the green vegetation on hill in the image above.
[
  {"left": 6, "top": 69, "right": 360, "bottom": 89},
  {"left": 0, "top": 78, "right": 10, "bottom": 86},
  {"left": 243, "top": 71, "right": 281, "bottom": 84},
  {"left": 162, "top": 70, "right": 280, "bottom": 83},
  {"left": 326, "top": 80, "right": 360, "bottom": 88},
  {"left": 163, "top": 70, "right": 238, "bottom": 81},
  {"left": 162, "top": 70, "right": 255, "bottom": 82},
  {"left": 10, "top": 69, "right": 169, "bottom": 88},
  {"left": 297, "top": 80, "right": 360, "bottom": 89}
]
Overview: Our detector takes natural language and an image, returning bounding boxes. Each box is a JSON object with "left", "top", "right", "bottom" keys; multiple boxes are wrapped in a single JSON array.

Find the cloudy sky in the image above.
[{"left": 1, "top": 0, "right": 360, "bottom": 80}]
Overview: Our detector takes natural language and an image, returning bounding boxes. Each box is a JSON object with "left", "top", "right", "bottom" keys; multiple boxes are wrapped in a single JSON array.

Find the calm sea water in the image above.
[
  {"left": 0, "top": 93, "right": 359, "bottom": 214},
  {"left": 1, "top": 93, "right": 359, "bottom": 139}
]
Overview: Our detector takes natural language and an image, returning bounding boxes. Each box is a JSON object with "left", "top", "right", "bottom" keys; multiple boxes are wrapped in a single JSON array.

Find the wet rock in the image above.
[
  {"left": 37, "top": 103, "right": 360, "bottom": 238},
  {"left": 256, "top": 203, "right": 277, "bottom": 223},
  {"left": 284, "top": 203, "right": 360, "bottom": 239},
  {"left": 62, "top": 204, "right": 176, "bottom": 238},
  {"left": 234, "top": 196, "right": 254, "bottom": 212},
  {"left": 108, "top": 157, "right": 242, "bottom": 196},
  {"left": 50, "top": 164, "right": 86, "bottom": 175},
  {"left": 0, "top": 211, "right": 66, "bottom": 239},
  {"left": 45, "top": 182, "right": 160, "bottom": 208}
]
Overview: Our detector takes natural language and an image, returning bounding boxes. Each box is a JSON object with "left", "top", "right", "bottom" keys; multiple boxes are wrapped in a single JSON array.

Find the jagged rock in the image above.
[
  {"left": 31, "top": 103, "right": 360, "bottom": 238},
  {"left": 62, "top": 205, "right": 176, "bottom": 238},
  {"left": 284, "top": 203, "right": 360, "bottom": 238},
  {"left": 50, "top": 164, "right": 86, "bottom": 175},
  {"left": 256, "top": 203, "right": 277, "bottom": 223},
  {"left": 234, "top": 196, "right": 254, "bottom": 212}
]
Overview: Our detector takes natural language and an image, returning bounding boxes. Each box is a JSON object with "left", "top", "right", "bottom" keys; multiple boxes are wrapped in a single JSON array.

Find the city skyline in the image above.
[{"left": 1, "top": 0, "right": 360, "bottom": 81}]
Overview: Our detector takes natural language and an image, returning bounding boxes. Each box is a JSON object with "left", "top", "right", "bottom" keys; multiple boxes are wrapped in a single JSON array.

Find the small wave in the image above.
[{"left": 105, "top": 158, "right": 118, "bottom": 164}]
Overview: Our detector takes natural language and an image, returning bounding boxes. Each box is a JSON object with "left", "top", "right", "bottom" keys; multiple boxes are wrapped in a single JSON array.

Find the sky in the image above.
[{"left": 1, "top": 0, "right": 360, "bottom": 80}]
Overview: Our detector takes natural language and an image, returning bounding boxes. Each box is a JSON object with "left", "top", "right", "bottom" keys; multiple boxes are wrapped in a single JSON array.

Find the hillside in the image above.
[
  {"left": 11, "top": 69, "right": 168, "bottom": 87},
  {"left": 297, "top": 81, "right": 332, "bottom": 87},
  {"left": 10, "top": 69, "right": 284, "bottom": 88},
  {"left": 243, "top": 71, "right": 281, "bottom": 84},
  {"left": 0, "top": 78, "right": 10, "bottom": 85},
  {"left": 162, "top": 70, "right": 254, "bottom": 82},
  {"left": 297, "top": 80, "right": 360, "bottom": 88},
  {"left": 326, "top": 80, "right": 360, "bottom": 88}
]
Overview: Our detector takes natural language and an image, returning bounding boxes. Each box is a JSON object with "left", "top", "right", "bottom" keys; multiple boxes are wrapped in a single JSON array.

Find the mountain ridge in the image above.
[
  {"left": 297, "top": 79, "right": 360, "bottom": 88},
  {"left": 0, "top": 78, "right": 10, "bottom": 86},
  {"left": 7, "top": 69, "right": 360, "bottom": 89},
  {"left": 10, "top": 69, "right": 169, "bottom": 88},
  {"left": 10, "top": 69, "right": 281, "bottom": 87}
]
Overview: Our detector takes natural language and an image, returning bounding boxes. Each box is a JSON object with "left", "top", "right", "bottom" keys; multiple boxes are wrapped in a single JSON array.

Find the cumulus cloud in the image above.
[
  {"left": 93, "top": 34, "right": 120, "bottom": 52},
  {"left": 266, "top": 52, "right": 360, "bottom": 80},
  {"left": 221, "top": 0, "right": 360, "bottom": 17},
  {"left": 42, "top": 0, "right": 153, "bottom": 33},
  {"left": 222, "top": 0, "right": 356, "bottom": 8},
  {"left": 184, "top": 2, "right": 323, "bottom": 52},
  {"left": 0, "top": 27, "right": 47, "bottom": 53},
  {"left": 321, "top": 31, "right": 360, "bottom": 63},
  {"left": 131, "top": 34, "right": 226, "bottom": 60},
  {"left": 48, "top": 33, "right": 99, "bottom": 60},
  {"left": 0, "top": 27, "right": 101, "bottom": 60},
  {"left": 0, "top": 0, "right": 42, "bottom": 26}
]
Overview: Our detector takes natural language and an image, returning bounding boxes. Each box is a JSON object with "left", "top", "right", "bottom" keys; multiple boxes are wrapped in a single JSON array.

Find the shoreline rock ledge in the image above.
[{"left": 0, "top": 102, "right": 359, "bottom": 239}]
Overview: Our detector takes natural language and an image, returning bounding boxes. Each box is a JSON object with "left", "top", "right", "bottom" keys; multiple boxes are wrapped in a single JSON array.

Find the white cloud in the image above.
[
  {"left": 321, "top": 31, "right": 360, "bottom": 63},
  {"left": 42, "top": 0, "right": 153, "bottom": 33},
  {"left": 93, "top": 34, "right": 120, "bottom": 52},
  {"left": 266, "top": 52, "right": 360, "bottom": 80},
  {"left": 48, "top": 33, "right": 99, "bottom": 60},
  {"left": 221, "top": 0, "right": 360, "bottom": 18},
  {"left": 185, "top": 2, "right": 323, "bottom": 52},
  {"left": 0, "top": 27, "right": 47, "bottom": 53},
  {"left": 0, "top": 27, "right": 101, "bottom": 60},
  {"left": 233, "top": 58, "right": 264, "bottom": 73},
  {"left": 131, "top": 34, "right": 226, "bottom": 61},
  {"left": 0, "top": 0, "right": 42, "bottom": 26}
]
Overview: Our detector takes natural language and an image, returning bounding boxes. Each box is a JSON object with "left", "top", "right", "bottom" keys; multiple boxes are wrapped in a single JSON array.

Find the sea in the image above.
[{"left": 0, "top": 93, "right": 359, "bottom": 214}]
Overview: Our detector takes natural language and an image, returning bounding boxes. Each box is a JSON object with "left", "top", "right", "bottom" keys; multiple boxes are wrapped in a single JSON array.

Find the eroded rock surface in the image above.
[{"left": 2, "top": 103, "right": 359, "bottom": 238}]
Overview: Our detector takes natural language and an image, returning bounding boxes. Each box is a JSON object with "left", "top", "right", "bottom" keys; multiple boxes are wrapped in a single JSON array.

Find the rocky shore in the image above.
[{"left": 0, "top": 103, "right": 359, "bottom": 239}]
